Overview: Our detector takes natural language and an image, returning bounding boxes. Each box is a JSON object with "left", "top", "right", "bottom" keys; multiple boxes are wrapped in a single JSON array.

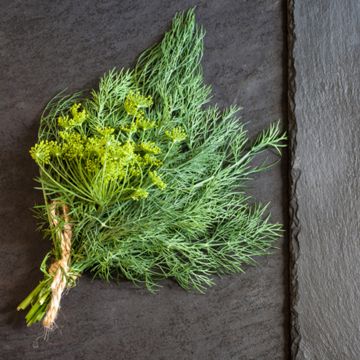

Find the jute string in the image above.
[{"left": 42, "top": 202, "right": 72, "bottom": 329}]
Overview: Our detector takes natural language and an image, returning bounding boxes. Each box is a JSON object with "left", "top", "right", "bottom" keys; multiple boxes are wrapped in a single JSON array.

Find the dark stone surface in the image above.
[
  {"left": 0, "top": 1, "right": 289, "bottom": 359},
  {"left": 289, "top": 1, "right": 360, "bottom": 359}
]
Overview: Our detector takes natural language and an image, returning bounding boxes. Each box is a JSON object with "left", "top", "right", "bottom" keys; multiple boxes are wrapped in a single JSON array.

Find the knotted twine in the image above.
[{"left": 42, "top": 202, "right": 72, "bottom": 329}]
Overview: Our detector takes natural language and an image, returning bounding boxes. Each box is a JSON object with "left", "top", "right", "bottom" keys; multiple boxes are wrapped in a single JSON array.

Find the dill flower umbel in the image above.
[
  {"left": 131, "top": 188, "right": 149, "bottom": 200},
  {"left": 135, "top": 115, "right": 155, "bottom": 130},
  {"left": 142, "top": 154, "right": 162, "bottom": 167},
  {"left": 59, "top": 131, "right": 85, "bottom": 159},
  {"left": 120, "top": 122, "right": 137, "bottom": 134},
  {"left": 165, "top": 126, "right": 187, "bottom": 143},
  {"left": 29, "top": 140, "right": 52, "bottom": 165},
  {"left": 149, "top": 170, "right": 166, "bottom": 190},
  {"left": 124, "top": 91, "right": 153, "bottom": 116},
  {"left": 96, "top": 127, "right": 115, "bottom": 138},
  {"left": 138, "top": 142, "right": 161, "bottom": 155},
  {"left": 58, "top": 103, "right": 87, "bottom": 128},
  {"left": 30, "top": 92, "right": 165, "bottom": 191}
]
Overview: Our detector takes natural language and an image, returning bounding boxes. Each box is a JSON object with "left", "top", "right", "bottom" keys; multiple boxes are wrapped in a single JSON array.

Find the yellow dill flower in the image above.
[
  {"left": 59, "top": 132, "right": 85, "bottom": 159},
  {"left": 124, "top": 97, "right": 138, "bottom": 117},
  {"left": 100, "top": 141, "right": 136, "bottom": 181},
  {"left": 113, "top": 141, "right": 135, "bottom": 163},
  {"left": 120, "top": 122, "right": 137, "bottom": 134},
  {"left": 85, "top": 159, "right": 100, "bottom": 173},
  {"left": 96, "top": 127, "right": 115, "bottom": 138},
  {"left": 29, "top": 140, "right": 52, "bottom": 165},
  {"left": 124, "top": 91, "right": 153, "bottom": 116},
  {"left": 48, "top": 141, "right": 62, "bottom": 157},
  {"left": 103, "top": 161, "right": 127, "bottom": 183},
  {"left": 143, "top": 154, "right": 162, "bottom": 167},
  {"left": 58, "top": 115, "right": 71, "bottom": 128},
  {"left": 165, "top": 126, "right": 187, "bottom": 143},
  {"left": 58, "top": 103, "right": 87, "bottom": 129},
  {"left": 138, "top": 141, "right": 161, "bottom": 155},
  {"left": 130, "top": 188, "right": 149, "bottom": 200},
  {"left": 135, "top": 114, "right": 155, "bottom": 130},
  {"left": 59, "top": 130, "right": 84, "bottom": 144},
  {"left": 130, "top": 166, "right": 142, "bottom": 177},
  {"left": 129, "top": 154, "right": 145, "bottom": 177},
  {"left": 149, "top": 171, "right": 166, "bottom": 190},
  {"left": 63, "top": 142, "right": 84, "bottom": 159},
  {"left": 70, "top": 103, "right": 87, "bottom": 126},
  {"left": 70, "top": 103, "right": 81, "bottom": 116},
  {"left": 85, "top": 136, "right": 106, "bottom": 158}
]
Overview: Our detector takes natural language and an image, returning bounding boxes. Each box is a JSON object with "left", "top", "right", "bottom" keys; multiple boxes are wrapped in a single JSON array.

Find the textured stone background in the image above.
[
  {"left": 289, "top": 1, "right": 360, "bottom": 359},
  {"left": 0, "top": 1, "right": 289, "bottom": 359}
]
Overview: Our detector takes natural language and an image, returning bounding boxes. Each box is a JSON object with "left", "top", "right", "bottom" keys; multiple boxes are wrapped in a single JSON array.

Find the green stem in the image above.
[{"left": 17, "top": 281, "right": 44, "bottom": 311}]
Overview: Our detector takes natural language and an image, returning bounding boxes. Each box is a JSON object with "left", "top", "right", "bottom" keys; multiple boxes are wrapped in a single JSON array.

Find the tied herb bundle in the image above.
[{"left": 18, "top": 9, "right": 286, "bottom": 329}]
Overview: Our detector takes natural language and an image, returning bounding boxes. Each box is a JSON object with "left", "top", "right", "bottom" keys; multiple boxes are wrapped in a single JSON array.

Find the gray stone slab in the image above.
[
  {"left": 0, "top": 1, "right": 289, "bottom": 359},
  {"left": 289, "top": 1, "right": 360, "bottom": 359}
]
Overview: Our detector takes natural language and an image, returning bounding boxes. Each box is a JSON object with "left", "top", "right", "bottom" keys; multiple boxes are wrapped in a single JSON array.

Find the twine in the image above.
[{"left": 42, "top": 202, "right": 72, "bottom": 329}]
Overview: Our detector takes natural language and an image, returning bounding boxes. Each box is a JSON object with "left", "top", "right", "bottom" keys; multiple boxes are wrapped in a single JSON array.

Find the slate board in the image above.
[
  {"left": 289, "top": 0, "right": 360, "bottom": 358},
  {"left": 0, "top": 1, "right": 289, "bottom": 359}
]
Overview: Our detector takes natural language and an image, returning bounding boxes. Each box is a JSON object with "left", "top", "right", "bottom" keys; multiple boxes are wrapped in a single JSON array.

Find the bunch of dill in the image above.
[{"left": 18, "top": 9, "right": 286, "bottom": 327}]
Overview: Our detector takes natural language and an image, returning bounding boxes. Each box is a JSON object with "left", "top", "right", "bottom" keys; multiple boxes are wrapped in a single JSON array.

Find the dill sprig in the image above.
[{"left": 18, "top": 9, "right": 286, "bottom": 327}]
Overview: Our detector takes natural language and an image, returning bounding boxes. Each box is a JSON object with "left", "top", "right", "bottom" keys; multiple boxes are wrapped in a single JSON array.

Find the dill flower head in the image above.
[
  {"left": 165, "top": 126, "right": 187, "bottom": 143},
  {"left": 29, "top": 93, "right": 164, "bottom": 193},
  {"left": 85, "top": 159, "right": 100, "bottom": 173},
  {"left": 29, "top": 140, "right": 52, "bottom": 165},
  {"left": 135, "top": 115, "right": 155, "bottom": 130},
  {"left": 58, "top": 103, "right": 87, "bottom": 129},
  {"left": 96, "top": 127, "right": 115, "bottom": 138},
  {"left": 57, "top": 115, "right": 71, "bottom": 129},
  {"left": 49, "top": 141, "right": 62, "bottom": 157},
  {"left": 148, "top": 170, "right": 166, "bottom": 190},
  {"left": 121, "top": 122, "right": 137, "bottom": 134},
  {"left": 124, "top": 91, "right": 153, "bottom": 116},
  {"left": 59, "top": 131, "right": 85, "bottom": 159},
  {"left": 130, "top": 188, "right": 149, "bottom": 200},
  {"left": 142, "top": 154, "right": 162, "bottom": 167},
  {"left": 138, "top": 142, "right": 161, "bottom": 155},
  {"left": 70, "top": 103, "right": 87, "bottom": 126}
]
